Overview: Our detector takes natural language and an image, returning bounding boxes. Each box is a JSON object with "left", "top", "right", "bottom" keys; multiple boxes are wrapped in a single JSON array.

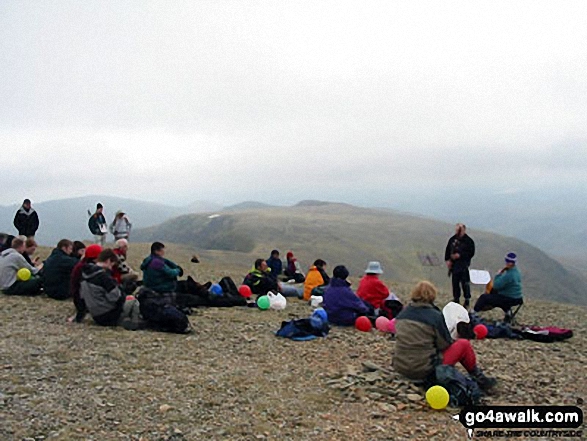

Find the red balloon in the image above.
[
  {"left": 238, "top": 285, "right": 252, "bottom": 299},
  {"left": 474, "top": 324, "right": 488, "bottom": 340},
  {"left": 355, "top": 316, "right": 372, "bottom": 332}
]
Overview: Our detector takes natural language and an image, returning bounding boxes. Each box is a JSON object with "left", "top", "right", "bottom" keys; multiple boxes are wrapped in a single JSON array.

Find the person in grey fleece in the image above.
[
  {"left": 0, "top": 237, "right": 43, "bottom": 296},
  {"left": 80, "top": 248, "right": 140, "bottom": 330}
]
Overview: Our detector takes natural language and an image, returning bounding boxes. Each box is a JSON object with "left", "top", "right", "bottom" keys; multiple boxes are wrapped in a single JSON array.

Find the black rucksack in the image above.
[
  {"left": 137, "top": 287, "right": 191, "bottom": 334},
  {"left": 219, "top": 276, "right": 239, "bottom": 296},
  {"left": 434, "top": 365, "right": 482, "bottom": 407}
]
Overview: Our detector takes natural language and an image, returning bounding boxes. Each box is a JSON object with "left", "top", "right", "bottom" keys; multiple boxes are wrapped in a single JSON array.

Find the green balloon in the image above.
[{"left": 257, "top": 295, "right": 270, "bottom": 310}]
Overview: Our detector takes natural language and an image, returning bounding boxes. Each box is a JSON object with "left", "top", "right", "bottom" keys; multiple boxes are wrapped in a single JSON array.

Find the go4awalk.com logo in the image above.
[{"left": 452, "top": 405, "right": 583, "bottom": 438}]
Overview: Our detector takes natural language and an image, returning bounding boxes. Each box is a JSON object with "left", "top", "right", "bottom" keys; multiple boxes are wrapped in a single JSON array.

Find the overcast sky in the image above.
[{"left": 1, "top": 0, "right": 586, "bottom": 207}]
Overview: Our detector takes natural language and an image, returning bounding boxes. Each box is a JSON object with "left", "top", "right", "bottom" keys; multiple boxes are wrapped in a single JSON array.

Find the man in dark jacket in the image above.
[
  {"left": 14, "top": 199, "right": 39, "bottom": 238},
  {"left": 140, "top": 242, "right": 183, "bottom": 293},
  {"left": 266, "top": 250, "right": 282, "bottom": 280},
  {"left": 444, "top": 223, "right": 475, "bottom": 308},
  {"left": 43, "top": 239, "right": 78, "bottom": 300},
  {"left": 80, "top": 248, "right": 140, "bottom": 330},
  {"left": 88, "top": 203, "right": 107, "bottom": 246},
  {"left": 243, "top": 259, "right": 279, "bottom": 297}
]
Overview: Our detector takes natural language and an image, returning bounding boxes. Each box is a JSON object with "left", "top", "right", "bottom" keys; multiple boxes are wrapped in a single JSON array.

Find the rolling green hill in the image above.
[{"left": 133, "top": 202, "right": 587, "bottom": 305}]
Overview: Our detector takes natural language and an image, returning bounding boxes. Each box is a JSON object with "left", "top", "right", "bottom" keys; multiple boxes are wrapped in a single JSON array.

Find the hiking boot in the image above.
[
  {"left": 121, "top": 317, "right": 139, "bottom": 331},
  {"left": 463, "top": 299, "right": 470, "bottom": 309},
  {"left": 470, "top": 367, "right": 497, "bottom": 391},
  {"left": 453, "top": 297, "right": 460, "bottom": 305}
]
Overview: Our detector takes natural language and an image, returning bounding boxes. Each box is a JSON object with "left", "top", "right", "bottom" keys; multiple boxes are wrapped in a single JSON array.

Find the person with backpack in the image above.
[
  {"left": 444, "top": 224, "right": 475, "bottom": 308},
  {"left": 109, "top": 210, "right": 132, "bottom": 241},
  {"left": 80, "top": 248, "right": 140, "bottom": 330},
  {"left": 243, "top": 259, "right": 279, "bottom": 296},
  {"left": 322, "top": 265, "right": 371, "bottom": 326},
  {"left": 88, "top": 203, "right": 107, "bottom": 246},
  {"left": 393, "top": 281, "right": 496, "bottom": 391},
  {"left": 303, "top": 259, "right": 329, "bottom": 301},
  {"left": 69, "top": 244, "right": 102, "bottom": 323},
  {"left": 43, "top": 239, "right": 79, "bottom": 300},
  {"left": 13, "top": 199, "right": 40, "bottom": 239},
  {"left": 243, "top": 259, "right": 301, "bottom": 298},
  {"left": 473, "top": 252, "right": 523, "bottom": 321},
  {"left": 0, "top": 237, "right": 44, "bottom": 296},
  {"left": 138, "top": 242, "right": 191, "bottom": 334}
]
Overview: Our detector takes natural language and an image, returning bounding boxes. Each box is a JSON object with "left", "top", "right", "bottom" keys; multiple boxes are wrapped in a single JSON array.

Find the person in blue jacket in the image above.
[
  {"left": 473, "top": 252, "right": 523, "bottom": 321},
  {"left": 322, "top": 265, "right": 371, "bottom": 326},
  {"left": 266, "top": 249, "right": 283, "bottom": 280}
]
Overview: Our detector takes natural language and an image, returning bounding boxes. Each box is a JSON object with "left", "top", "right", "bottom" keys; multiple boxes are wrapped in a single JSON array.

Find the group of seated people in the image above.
[{"left": 1, "top": 236, "right": 522, "bottom": 390}]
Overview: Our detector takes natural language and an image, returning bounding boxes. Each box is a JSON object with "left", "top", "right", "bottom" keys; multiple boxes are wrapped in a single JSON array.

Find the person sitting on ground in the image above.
[
  {"left": 0, "top": 237, "right": 44, "bottom": 296},
  {"left": 43, "top": 239, "right": 79, "bottom": 300},
  {"left": 243, "top": 258, "right": 279, "bottom": 297},
  {"left": 109, "top": 210, "right": 132, "bottom": 241},
  {"left": 243, "top": 258, "right": 302, "bottom": 298},
  {"left": 266, "top": 249, "right": 283, "bottom": 280},
  {"left": 393, "top": 281, "right": 496, "bottom": 390},
  {"left": 72, "top": 241, "right": 86, "bottom": 260},
  {"left": 0, "top": 233, "right": 16, "bottom": 252},
  {"left": 88, "top": 203, "right": 107, "bottom": 246},
  {"left": 69, "top": 244, "right": 102, "bottom": 323},
  {"left": 112, "top": 238, "right": 139, "bottom": 295},
  {"left": 283, "top": 251, "right": 305, "bottom": 283},
  {"left": 80, "top": 249, "right": 140, "bottom": 330},
  {"left": 141, "top": 241, "right": 183, "bottom": 293},
  {"left": 322, "top": 265, "right": 371, "bottom": 326},
  {"left": 473, "top": 252, "right": 523, "bottom": 322},
  {"left": 303, "top": 259, "right": 329, "bottom": 301},
  {"left": 357, "top": 261, "right": 391, "bottom": 311},
  {"left": 22, "top": 238, "right": 40, "bottom": 267},
  {"left": 13, "top": 199, "right": 40, "bottom": 239}
]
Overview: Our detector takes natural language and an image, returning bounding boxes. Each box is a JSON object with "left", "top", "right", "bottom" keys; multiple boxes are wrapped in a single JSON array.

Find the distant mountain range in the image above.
[{"left": 133, "top": 202, "right": 587, "bottom": 306}]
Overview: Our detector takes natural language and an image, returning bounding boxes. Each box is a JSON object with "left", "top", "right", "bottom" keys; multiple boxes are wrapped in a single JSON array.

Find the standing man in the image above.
[
  {"left": 110, "top": 210, "right": 132, "bottom": 241},
  {"left": 444, "top": 223, "right": 475, "bottom": 308},
  {"left": 14, "top": 199, "right": 39, "bottom": 239},
  {"left": 88, "top": 203, "right": 107, "bottom": 246}
]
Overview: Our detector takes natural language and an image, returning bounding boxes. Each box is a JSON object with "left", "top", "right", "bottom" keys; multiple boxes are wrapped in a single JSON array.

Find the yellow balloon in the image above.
[
  {"left": 426, "top": 385, "right": 450, "bottom": 410},
  {"left": 17, "top": 268, "right": 31, "bottom": 282}
]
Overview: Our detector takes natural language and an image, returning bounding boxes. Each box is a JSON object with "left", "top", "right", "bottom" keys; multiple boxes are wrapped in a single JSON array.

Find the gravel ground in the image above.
[{"left": 1, "top": 252, "right": 585, "bottom": 440}]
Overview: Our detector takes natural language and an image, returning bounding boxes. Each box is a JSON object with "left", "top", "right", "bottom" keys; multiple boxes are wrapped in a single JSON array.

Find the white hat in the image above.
[{"left": 365, "top": 261, "right": 383, "bottom": 274}]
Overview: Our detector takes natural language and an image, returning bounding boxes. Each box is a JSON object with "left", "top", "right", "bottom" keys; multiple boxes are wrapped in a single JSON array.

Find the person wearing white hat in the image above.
[
  {"left": 357, "top": 261, "right": 392, "bottom": 311},
  {"left": 109, "top": 210, "right": 132, "bottom": 241}
]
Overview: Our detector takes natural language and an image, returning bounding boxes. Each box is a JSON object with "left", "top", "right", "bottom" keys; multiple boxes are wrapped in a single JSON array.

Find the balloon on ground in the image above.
[
  {"left": 426, "top": 385, "right": 450, "bottom": 410},
  {"left": 355, "top": 316, "right": 372, "bottom": 332}
]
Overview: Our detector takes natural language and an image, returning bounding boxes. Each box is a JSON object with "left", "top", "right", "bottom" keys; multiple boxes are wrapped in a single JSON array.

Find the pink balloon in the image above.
[
  {"left": 375, "top": 316, "right": 390, "bottom": 332},
  {"left": 388, "top": 318, "right": 397, "bottom": 334}
]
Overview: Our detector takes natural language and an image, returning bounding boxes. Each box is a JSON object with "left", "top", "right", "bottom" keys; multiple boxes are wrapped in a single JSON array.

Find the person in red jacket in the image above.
[{"left": 357, "top": 261, "right": 391, "bottom": 310}]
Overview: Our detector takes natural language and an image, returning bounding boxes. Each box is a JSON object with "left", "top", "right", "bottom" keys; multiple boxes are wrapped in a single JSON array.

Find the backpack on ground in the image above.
[
  {"left": 137, "top": 287, "right": 190, "bottom": 334},
  {"left": 521, "top": 326, "right": 573, "bottom": 343},
  {"left": 433, "top": 364, "right": 482, "bottom": 407},
  {"left": 219, "top": 276, "right": 239, "bottom": 296}
]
